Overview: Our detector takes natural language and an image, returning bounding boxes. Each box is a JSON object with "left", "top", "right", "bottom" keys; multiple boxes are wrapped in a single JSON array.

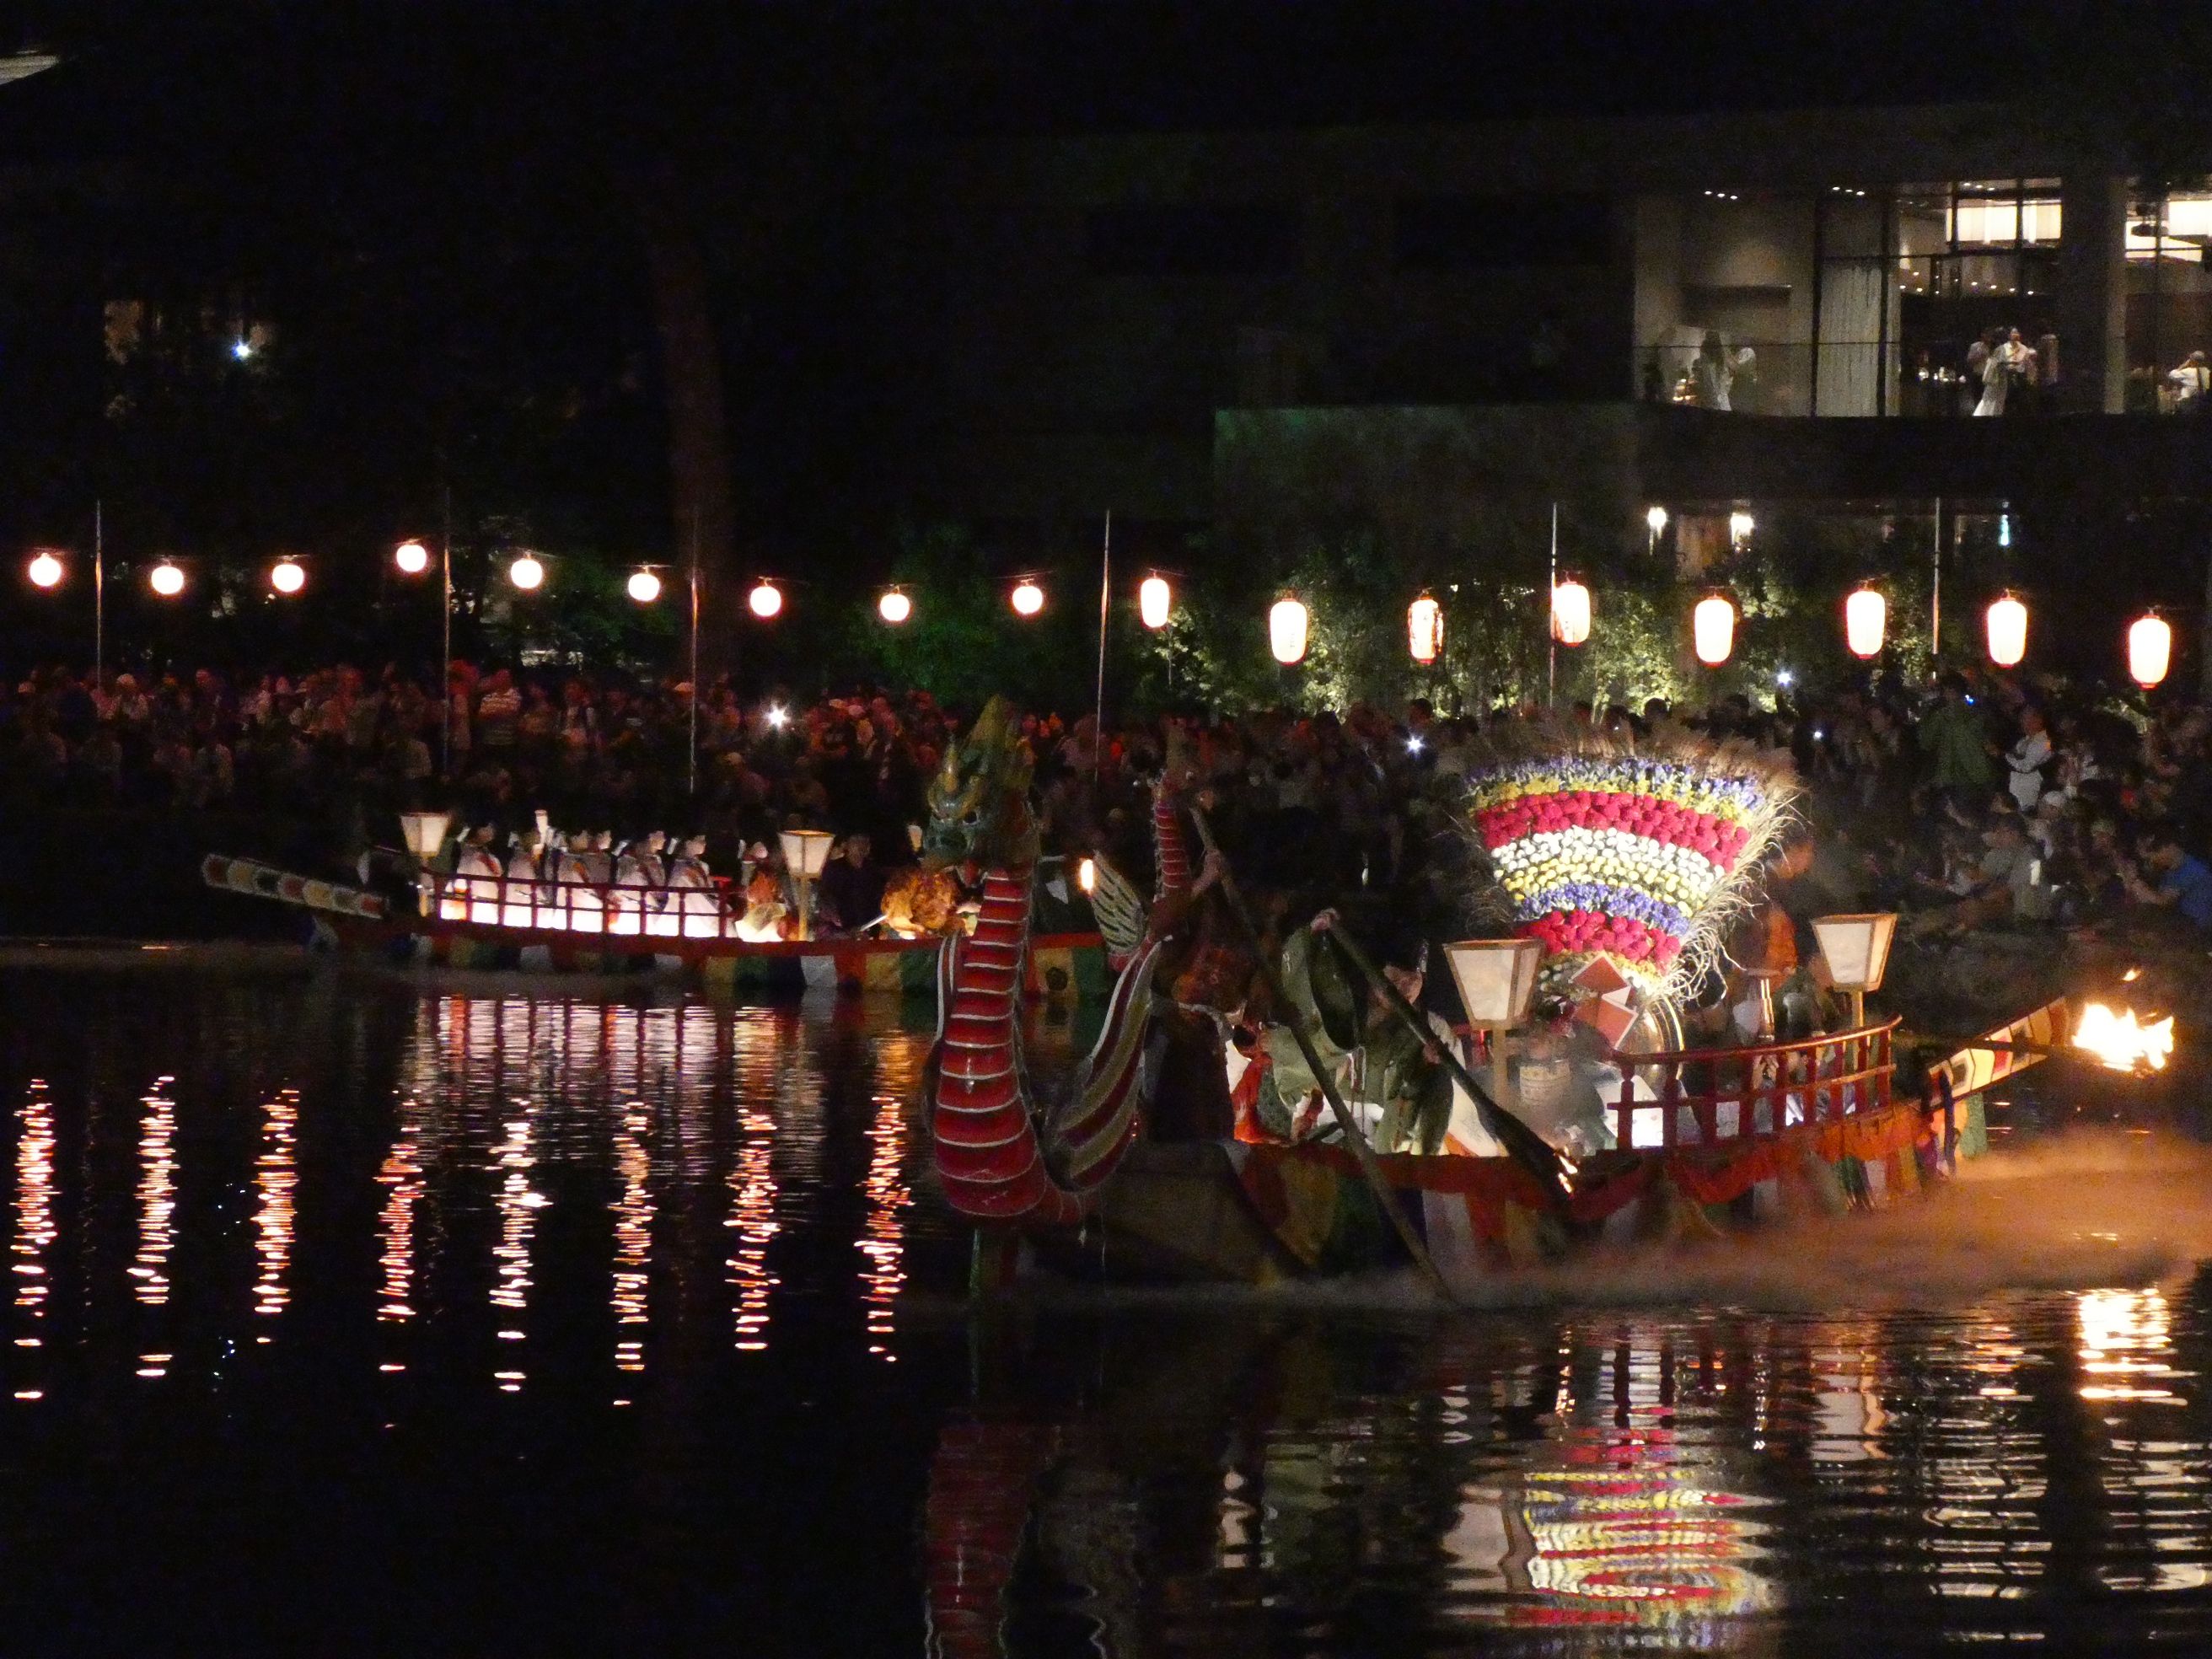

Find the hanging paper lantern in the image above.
[
  {"left": 1010, "top": 579, "right": 1044, "bottom": 617},
  {"left": 1138, "top": 574, "right": 1172, "bottom": 630},
  {"left": 148, "top": 561, "right": 187, "bottom": 598},
  {"left": 2129, "top": 613, "right": 2172, "bottom": 689},
  {"left": 507, "top": 554, "right": 544, "bottom": 592},
  {"left": 1693, "top": 594, "right": 1736, "bottom": 666},
  {"left": 26, "top": 551, "right": 63, "bottom": 589},
  {"left": 878, "top": 588, "right": 911, "bottom": 625},
  {"left": 1551, "top": 579, "right": 1592, "bottom": 647},
  {"left": 1985, "top": 593, "right": 2027, "bottom": 668},
  {"left": 626, "top": 569, "right": 662, "bottom": 604},
  {"left": 1844, "top": 586, "right": 1887, "bottom": 658},
  {"left": 1269, "top": 597, "right": 1309, "bottom": 665},
  {"left": 1407, "top": 593, "right": 1443, "bottom": 663},
  {"left": 269, "top": 558, "right": 306, "bottom": 595},
  {"left": 749, "top": 579, "right": 784, "bottom": 619},
  {"left": 394, "top": 540, "right": 430, "bottom": 575}
]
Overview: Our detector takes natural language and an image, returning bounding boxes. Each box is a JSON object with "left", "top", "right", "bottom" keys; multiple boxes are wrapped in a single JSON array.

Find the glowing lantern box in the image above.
[
  {"left": 1138, "top": 575, "right": 1172, "bottom": 631},
  {"left": 1467, "top": 736, "right": 1791, "bottom": 998},
  {"left": 399, "top": 810, "right": 451, "bottom": 862},
  {"left": 1269, "top": 597, "right": 1309, "bottom": 665},
  {"left": 1694, "top": 595, "right": 1736, "bottom": 665},
  {"left": 1443, "top": 937, "right": 1543, "bottom": 1029},
  {"left": 1811, "top": 913, "right": 1896, "bottom": 995},
  {"left": 1986, "top": 594, "right": 2027, "bottom": 667},
  {"left": 1408, "top": 594, "right": 1443, "bottom": 663}
]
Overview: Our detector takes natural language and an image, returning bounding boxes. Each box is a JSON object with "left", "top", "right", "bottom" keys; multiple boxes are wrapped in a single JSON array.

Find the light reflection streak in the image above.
[
  {"left": 13, "top": 1079, "right": 57, "bottom": 1349},
  {"left": 375, "top": 1100, "right": 428, "bottom": 1325},
  {"left": 2078, "top": 1289, "right": 2185, "bottom": 1404},
  {"left": 726, "top": 1016, "right": 783, "bottom": 1353},
  {"left": 611, "top": 1103, "right": 653, "bottom": 1376},
  {"left": 131, "top": 1076, "right": 177, "bottom": 1307},
  {"left": 489, "top": 1107, "right": 543, "bottom": 1390},
  {"left": 251, "top": 1088, "right": 298, "bottom": 1319},
  {"left": 856, "top": 1093, "right": 909, "bottom": 1361}
]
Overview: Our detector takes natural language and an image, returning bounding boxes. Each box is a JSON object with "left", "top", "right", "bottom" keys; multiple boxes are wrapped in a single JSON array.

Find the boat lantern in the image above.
[
  {"left": 1010, "top": 578, "right": 1044, "bottom": 617},
  {"left": 399, "top": 810, "right": 452, "bottom": 862},
  {"left": 1442, "top": 937, "right": 1544, "bottom": 1031},
  {"left": 269, "top": 557, "right": 306, "bottom": 595},
  {"left": 1985, "top": 593, "right": 2027, "bottom": 668},
  {"left": 1076, "top": 856, "right": 1097, "bottom": 895},
  {"left": 507, "top": 554, "right": 545, "bottom": 592},
  {"left": 1408, "top": 593, "right": 1443, "bottom": 663},
  {"left": 878, "top": 588, "right": 912, "bottom": 624},
  {"left": 1844, "top": 586, "right": 1887, "bottom": 659},
  {"left": 1810, "top": 912, "right": 1898, "bottom": 1029},
  {"left": 626, "top": 568, "right": 662, "bottom": 604},
  {"left": 1551, "top": 578, "right": 1592, "bottom": 647},
  {"left": 2129, "top": 612, "right": 2172, "bottom": 689},
  {"left": 26, "top": 550, "right": 63, "bottom": 589},
  {"left": 1269, "top": 596, "right": 1309, "bottom": 666},
  {"left": 393, "top": 540, "right": 430, "bottom": 576},
  {"left": 1138, "top": 574, "right": 1172, "bottom": 631},
  {"left": 1693, "top": 593, "right": 1736, "bottom": 666},
  {"left": 749, "top": 579, "right": 784, "bottom": 620},
  {"left": 780, "top": 828, "right": 837, "bottom": 942}
]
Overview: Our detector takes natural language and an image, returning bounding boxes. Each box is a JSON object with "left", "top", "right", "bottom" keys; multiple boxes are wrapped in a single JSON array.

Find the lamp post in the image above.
[
  {"left": 1442, "top": 937, "right": 1544, "bottom": 1111},
  {"left": 1810, "top": 912, "right": 1898, "bottom": 1030},
  {"left": 781, "top": 829, "right": 835, "bottom": 940}
]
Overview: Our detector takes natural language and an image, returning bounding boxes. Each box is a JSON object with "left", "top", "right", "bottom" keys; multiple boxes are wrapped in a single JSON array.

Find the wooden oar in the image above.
[
  {"left": 1318, "top": 927, "right": 1571, "bottom": 1205},
  {"left": 1188, "top": 808, "right": 1453, "bottom": 1299}
]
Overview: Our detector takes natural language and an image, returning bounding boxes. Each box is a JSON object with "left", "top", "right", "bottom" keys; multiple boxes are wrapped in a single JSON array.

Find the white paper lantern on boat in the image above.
[
  {"left": 2129, "top": 612, "right": 2172, "bottom": 689},
  {"left": 1269, "top": 597, "right": 1309, "bottom": 665},
  {"left": 1985, "top": 593, "right": 2027, "bottom": 668},
  {"left": 1693, "top": 593, "right": 1736, "bottom": 666}
]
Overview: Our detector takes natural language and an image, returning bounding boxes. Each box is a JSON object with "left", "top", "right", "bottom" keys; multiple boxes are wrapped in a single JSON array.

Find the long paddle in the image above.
[
  {"left": 1318, "top": 926, "right": 1571, "bottom": 1205},
  {"left": 1187, "top": 808, "right": 1452, "bottom": 1298}
]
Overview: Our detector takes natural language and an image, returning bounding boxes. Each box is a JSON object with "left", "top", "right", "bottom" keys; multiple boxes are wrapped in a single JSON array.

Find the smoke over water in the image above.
[{"left": 1002, "top": 1130, "right": 2212, "bottom": 1318}]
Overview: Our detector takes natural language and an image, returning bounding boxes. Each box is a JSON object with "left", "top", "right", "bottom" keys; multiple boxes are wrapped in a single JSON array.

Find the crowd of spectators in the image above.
[{"left": 6, "top": 652, "right": 2211, "bottom": 948}]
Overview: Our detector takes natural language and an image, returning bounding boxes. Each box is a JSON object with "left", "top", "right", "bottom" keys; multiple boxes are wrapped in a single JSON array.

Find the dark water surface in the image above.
[{"left": 3, "top": 966, "right": 2210, "bottom": 1656}]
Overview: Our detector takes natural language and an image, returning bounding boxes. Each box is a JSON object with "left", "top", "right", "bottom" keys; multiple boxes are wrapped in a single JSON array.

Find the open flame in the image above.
[{"left": 2074, "top": 1003, "right": 2175, "bottom": 1075}]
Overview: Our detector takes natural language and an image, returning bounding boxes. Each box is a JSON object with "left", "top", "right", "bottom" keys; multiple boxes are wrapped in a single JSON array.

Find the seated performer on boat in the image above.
[
  {"left": 666, "top": 833, "right": 724, "bottom": 938},
  {"left": 453, "top": 824, "right": 503, "bottom": 923},
  {"left": 550, "top": 828, "right": 602, "bottom": 933},
  {"left": 609, "top": 830, "right": 668, "bottom": 936},
  {"left": 817, "top": 832, "right": 887, "bottom": 937},
  {"left": 502, "top": 829, "right": 548, "bottom": 927}
]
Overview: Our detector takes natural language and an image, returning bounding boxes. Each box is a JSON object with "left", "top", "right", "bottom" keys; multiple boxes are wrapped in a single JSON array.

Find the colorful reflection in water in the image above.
[{"left": 0, "top": 971, "right": 2209, "bottom": 1654}]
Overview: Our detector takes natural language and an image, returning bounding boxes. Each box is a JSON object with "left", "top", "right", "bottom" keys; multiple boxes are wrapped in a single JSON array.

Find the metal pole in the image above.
[
  {"left": 93, "top": 498, "right": 104, "bottom": 684},
  {"left": 688, "top": 506, "right": 701, "bottom": 801},
  {"left": 1546, "top": 500, "right": 1559, "bottom": 707},
  {"left": 1093, "top": 510, "right": 1110, "bottom": 784},
  {"left": 1930, "top": 494, "right": 1943, "bottom": 667},
  {"left": 439, "top": 484, "right": 454, "bottom": 777}
]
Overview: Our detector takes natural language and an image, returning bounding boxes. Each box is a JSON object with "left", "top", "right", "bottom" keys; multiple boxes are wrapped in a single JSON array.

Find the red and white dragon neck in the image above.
[{"left": 930, "top": 793, "right": 1192, "bottom": 1225}]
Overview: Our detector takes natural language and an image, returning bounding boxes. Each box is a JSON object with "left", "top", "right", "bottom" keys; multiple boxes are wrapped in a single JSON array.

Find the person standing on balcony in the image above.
[
  {"left": 1975, "top": 328, "right": 2033, "bottom": 416},
  {"left": 2167, "top": 350, "right": 2211, "bottom": 414},
  {"left": 1689, "top": 330, "right": 1756, "bottom": 411}
]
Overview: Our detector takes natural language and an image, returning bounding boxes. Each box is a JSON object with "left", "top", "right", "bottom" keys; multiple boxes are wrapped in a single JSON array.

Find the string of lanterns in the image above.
[{"left": 12, "top": 540, "right": 2182, "bottom": 690}]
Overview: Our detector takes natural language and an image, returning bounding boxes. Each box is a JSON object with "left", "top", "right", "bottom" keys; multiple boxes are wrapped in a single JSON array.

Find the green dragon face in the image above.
[{"left": 924, "top": 696, "right": 1039, "bottom": 874}]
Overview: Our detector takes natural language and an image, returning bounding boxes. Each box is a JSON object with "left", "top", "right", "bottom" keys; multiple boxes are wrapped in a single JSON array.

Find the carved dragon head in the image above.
[{"left": 924, "top": 696, "right": 1039, "bottom": 875}]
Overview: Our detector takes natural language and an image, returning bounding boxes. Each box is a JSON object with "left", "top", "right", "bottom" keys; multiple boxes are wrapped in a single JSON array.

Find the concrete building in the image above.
[{"left": 896, "top": 97, "right": 2212, "bottom": 592}]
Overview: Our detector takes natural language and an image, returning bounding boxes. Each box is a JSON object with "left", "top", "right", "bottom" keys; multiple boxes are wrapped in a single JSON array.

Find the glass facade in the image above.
[{"left": 2123, "top": 190, "right": 2212, "bottom": 411}]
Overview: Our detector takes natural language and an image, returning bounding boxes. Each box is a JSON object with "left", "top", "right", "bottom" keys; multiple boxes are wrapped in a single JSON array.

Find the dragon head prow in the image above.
[{"left": 923, "top": 695, "right": 1039, "bottom": 878}]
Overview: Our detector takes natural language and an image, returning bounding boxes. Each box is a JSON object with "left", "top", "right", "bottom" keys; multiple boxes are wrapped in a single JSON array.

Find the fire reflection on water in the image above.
[
  {"left": 726, "top": 1014, "right": 784, "bottom": 1354},
  {"left": 488, "top": 1109, "right": 541, "bottom": 1393},
  {"left": 375, "top": 1103, "right": 427, "bottom": 1325},
  {"left": 131, "top": 1076, "right": 176, "bottom": 1311}
]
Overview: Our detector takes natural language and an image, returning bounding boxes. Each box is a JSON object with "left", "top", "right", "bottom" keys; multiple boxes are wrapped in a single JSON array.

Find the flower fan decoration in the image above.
[{"left": 1461, "top": 723, "right": 1796, "bottom": 1001}]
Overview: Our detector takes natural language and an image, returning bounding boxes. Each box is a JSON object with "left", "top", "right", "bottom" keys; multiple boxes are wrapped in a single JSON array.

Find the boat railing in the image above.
[
  {"left": 423, "top": 870, "right": 754, "bottom": 940},
  {"left": 1603, "top": 1019, "right": 1898, "bottom": 1151}
]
